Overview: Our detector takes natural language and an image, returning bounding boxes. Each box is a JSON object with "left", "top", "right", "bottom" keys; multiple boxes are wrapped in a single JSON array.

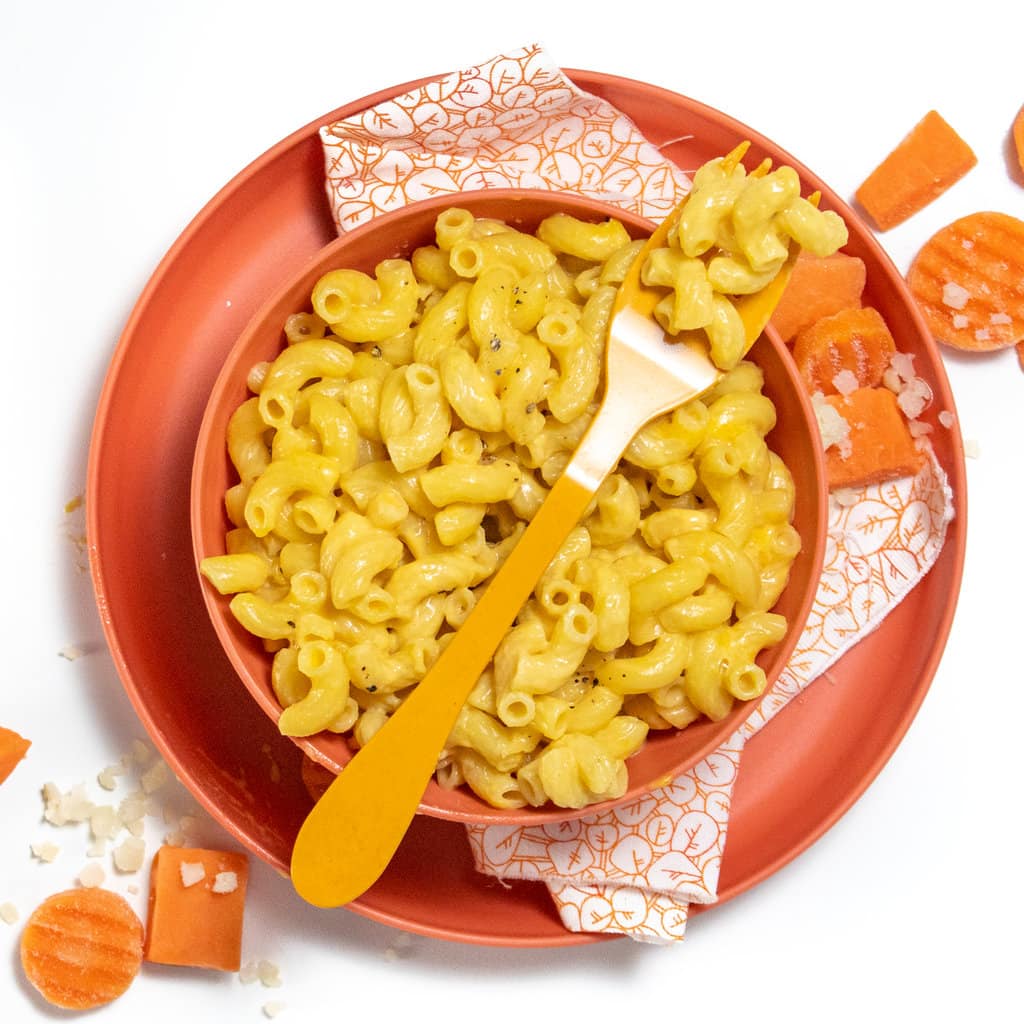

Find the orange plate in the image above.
[{"left": 86, "top": 71, "right": 966, "bottom": 946}]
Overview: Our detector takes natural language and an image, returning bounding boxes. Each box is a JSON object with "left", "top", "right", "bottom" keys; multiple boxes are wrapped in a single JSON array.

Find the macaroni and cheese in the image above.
[{"left": 201, "top": 149, "right": 844, "bottom": 810}]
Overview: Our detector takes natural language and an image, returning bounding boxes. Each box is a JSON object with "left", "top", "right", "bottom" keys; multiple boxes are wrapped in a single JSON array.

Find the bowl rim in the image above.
[{"left": 189, "top": 185, "right": 829, "bottom": 826}]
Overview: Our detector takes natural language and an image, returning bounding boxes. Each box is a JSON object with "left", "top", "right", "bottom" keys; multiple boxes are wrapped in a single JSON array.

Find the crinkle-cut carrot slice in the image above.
[
  {"left": 769, "top": 250, "right": 867, "bottom": 343},
  {"left": 0, "top": 725, "right": 31, "bottom": 784},
  {"left": 793, "top": 306, "right": 897, "bottom": 394},
  {"left": 144, "top": 845, "right": 249, "bottom": 971},
  {"left": 906, "top": 211, "right": 1024, "bottom": 351},
  {"left": 823, "top": 387, "right": 925, "bottom": 490},
  {"left": 855, "top": 110, "right": 977, "bottom": 231},
  {"left": 301, "top": 755, "right": 334, "bottom": 803},
  {"left": 20, "top": 887, "right": 144, "bottom": 1010}
]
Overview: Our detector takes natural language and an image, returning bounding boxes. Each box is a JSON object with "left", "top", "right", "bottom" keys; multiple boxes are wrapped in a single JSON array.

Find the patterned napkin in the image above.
[{"left": 319, "top": 45, "right": 956, "bottom": 942}]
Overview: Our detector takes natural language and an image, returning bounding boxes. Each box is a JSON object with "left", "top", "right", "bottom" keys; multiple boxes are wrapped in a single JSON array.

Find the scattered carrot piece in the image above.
[
  {"left": 855, "top": 111, "right": 977, "bottom": 231},
  {"left": 144, "top": 845, "right": 249, "bottom": 971},
  {"left": 0, "top": 725, "right": 31, "bottom": 785},
  {"left": 20, "top": 887, "right": 144, "bottom": 1010},
  {"left": 770, "top": 251, "right": 867, "bottom": 343},
  {"left": 793, "top": 306, "right": 897, "bottom": 394},
  {"left": 301, "top": 755, "right": 333, "bottom": 803},
  {"left": 1013, "top": 105, "right": 1024, "bottom": 178},
  {"left": 823, "top": 387, "right": 925, "bottom": 489},
  {"left": 906, "top": 211, "right": 1024, "bottom": 351}
]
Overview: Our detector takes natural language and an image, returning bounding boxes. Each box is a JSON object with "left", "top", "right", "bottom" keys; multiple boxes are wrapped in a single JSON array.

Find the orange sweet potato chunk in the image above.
[
  {"left": 793, "top": 306, "right": 898, "bottom": 394},
  {"left": 856, "top": 110, "right": 977, "bottom": 231},
  {"left": 0, "top": 725, "right": 31, "bottom": 785},
  {"left": 144, "top": 845, "right": 249, "bottom": 971},
  {"left": 824, "top": 387, "right": 925, "bottom": 489},
  {"left": 770, "top": 251, "right": 867, "bottom": 342}
]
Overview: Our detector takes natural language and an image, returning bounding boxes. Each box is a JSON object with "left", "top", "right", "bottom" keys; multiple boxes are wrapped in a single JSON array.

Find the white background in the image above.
[{"left": 2, "top": 1, "right": 1022, "bottom": 1021}]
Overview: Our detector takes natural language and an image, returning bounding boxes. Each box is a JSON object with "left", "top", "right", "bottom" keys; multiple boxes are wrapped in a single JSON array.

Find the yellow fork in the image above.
[{"left": 289, "top": 159, "right": 801, "bottom": 910}]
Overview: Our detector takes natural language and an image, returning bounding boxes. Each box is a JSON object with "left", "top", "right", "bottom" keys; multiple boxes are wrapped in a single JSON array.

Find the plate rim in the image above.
[{"left": 86, "top": 65, "right": 967, "bottom": 947}]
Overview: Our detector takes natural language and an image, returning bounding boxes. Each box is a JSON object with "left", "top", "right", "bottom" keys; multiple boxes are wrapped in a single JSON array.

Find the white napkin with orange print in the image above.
[{"left": 319, "top": 45, "right": 956, "bottom": 943}]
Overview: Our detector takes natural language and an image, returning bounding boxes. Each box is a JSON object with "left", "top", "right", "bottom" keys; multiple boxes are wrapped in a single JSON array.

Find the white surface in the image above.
[{"left": 2, "top": 1, "right": 1022, "bottom": 1021}]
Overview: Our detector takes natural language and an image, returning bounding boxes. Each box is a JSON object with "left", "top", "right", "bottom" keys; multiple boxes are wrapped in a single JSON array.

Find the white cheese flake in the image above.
[
  {"left": 952, "top": 314, "right": 969, "bottom": 329},
  {"left": 941, "top": 282, "right": 970, "bottom": 310},
  {"left": 180, "top": 861, "right": 206, "bottom": 887},
  {"left": 256, "top": 959, "right": 283, "bottom": 987},
  {"left": 132, "top": 739, "right": 154, "bottom": 765},
  {"left": 239, "top": 961, "right": 261, "bottom": 985},
  {"left": 831, "top": 369, "right": 859, "bottom": 396},
  {"left": 810, "top": 391, "right": 852, "bottom": 457},
  {"left": 31, "top": 841, "right": 61, "bottom": 863},
  {"left": 262, "top": 1003, "right": 287, "bottom": 1020},
  {"left": 78, "top": 863, "right": 106, "bottom": 888},
  {"left": 141, "top": 760, "right": 169, "bottom": 794},
  {"left": 90, "top": 805, "right": 121, "bottom": 840},
  {"left": 0, "top": 902, "right": 19, "bottom": 925},
  {"left": 990, "top": 312, "right": 1012, "bottom": 325},
  {"left": 938, "top": 410, "right": 956, "bottom": 428},
  {"left": 113, "top": 836, "right": 147, "bottom": 874},
  {"left": 212, "top": 871, "right": 239, "bottom": 895}
]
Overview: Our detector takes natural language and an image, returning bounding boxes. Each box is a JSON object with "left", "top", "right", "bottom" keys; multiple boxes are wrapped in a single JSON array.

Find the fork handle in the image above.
[{"left": 290, "top": 445, "right": 612, "bottom": 908}]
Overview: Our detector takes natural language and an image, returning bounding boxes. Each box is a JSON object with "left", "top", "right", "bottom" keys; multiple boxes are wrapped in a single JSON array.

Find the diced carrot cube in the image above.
[
  {"left": 855, "top": 110, "right": 977, "bottom": 231},
  {"left": 770, "top": 251, "right": 867, "bottom": 343},
  {"left": 823, "top": 387, "right": 925, "bottom": 489},
  {"left": 144, "top": 846, "right": 249, "bottom": 971},
  {"left": 793, "top": 306, "right": 898, "bottom": 394}
]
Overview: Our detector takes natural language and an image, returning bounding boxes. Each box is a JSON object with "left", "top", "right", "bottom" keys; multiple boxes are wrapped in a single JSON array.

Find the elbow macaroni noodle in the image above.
[{"left": 201, "top": 149, "right": 845, "bottom": 810}]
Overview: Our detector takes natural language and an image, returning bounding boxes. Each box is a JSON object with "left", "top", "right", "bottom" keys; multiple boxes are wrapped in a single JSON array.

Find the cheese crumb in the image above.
[
  {"left": 90, "top": 804, "right": 121, "bottom": 840},
  {"left": 897, "top": 377, "right": 933, "bottom": 420},
  {"left": 938, "top": 410, "right": 956, "bottom": 428},
  {"left": 113, "top": 836, "right": 147, "bottom": 874},
  {"left": 97, "top": 764, "right": 124, "bottom": 791},
  {"left": 212, "top": 871, "right": 239, "bottom": 894},
  {"left": 239, "top": 961, "right": 261, "bottom": 985},
  {"left": 180, "top": 861, "right": 207, "bottom": 887},
  {"left": 810, "top": 391, "right": 852, "bottom": 457},
  {"left": 43, "top": 782, "right": 94, "bottom": 825},
  {"left": 141, "top": 760, "right": 169, "bottom": 794},
  {"left": 952, "top": 314, "right": 969, "bottom": 329},
  {"left": 258, "top": 960, "right": 282, "bottom": 987},
  {"left": 262, "top": 1003, "right": 287, "bottom": 1020},
  {"left": 831, "top": 369, "right": 859, "bottom": 397},
  {"left": 965, "top": 439, "right": 981, "bottom": 459},
  {"left": 990, "top": 312, "right": 1012, "bottom": 325},
  {"left": 0, "top": 903, "right": 18, "bottom": 925},
  {"left": 31, "top": 841, "right": 61, "bottom": 863},
  {"left": 58, "top": 644, "right": 85, "bottom": 661},
  {"left": 941, "top": 282, "right": 970, "bottom": 310},
  {"left": 79, "top": 863, "right": 106, "bottom": 888},
  {"left": 132, "top": 739, "right": 153, "bottom": 765}
]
